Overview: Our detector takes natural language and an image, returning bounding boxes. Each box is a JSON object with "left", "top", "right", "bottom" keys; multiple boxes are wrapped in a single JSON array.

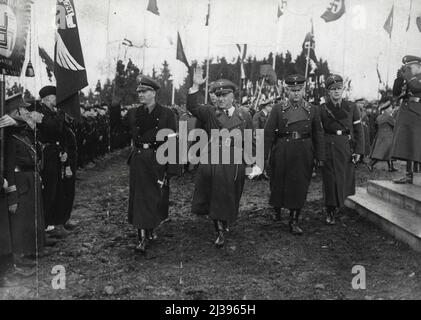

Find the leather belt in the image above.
[
  {"left": 135, "top": 142, "right": 156, "bottom": 150},
  {"left": 15, "top": 165, "right": 36, "bottom": 172},
  {"left": 325, "top": 129, "right": 350, "bottom": 136},
  {"left": 277, "top": 131, "right": 311, "bottom": 140}
]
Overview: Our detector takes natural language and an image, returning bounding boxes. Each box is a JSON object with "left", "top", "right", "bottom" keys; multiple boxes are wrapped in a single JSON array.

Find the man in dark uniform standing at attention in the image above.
[
  {"left": 127, "top": 75, "right": 178, "bottom": 254},
  {"left": 264, "top": 74, "right": 325, "bottom": 235},
  {"left": 319, "top": 74, "right": 364, "bottom": 225}
]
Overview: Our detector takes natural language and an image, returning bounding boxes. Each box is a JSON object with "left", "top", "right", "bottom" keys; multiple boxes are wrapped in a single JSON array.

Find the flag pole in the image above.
[
  {"left": 385, "top": 2, "right": 395, "bottom": 91},
  {"left": 0, "top": 69, "right": 5, "bottom": 177},
  {"left": 205, "top": 0, "right": 211, "bottom": 105}
]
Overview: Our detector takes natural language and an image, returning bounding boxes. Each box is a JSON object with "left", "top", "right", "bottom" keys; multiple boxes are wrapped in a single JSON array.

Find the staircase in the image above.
[{"left": 345, "top": 173, "right": 421, "bottom": 252}]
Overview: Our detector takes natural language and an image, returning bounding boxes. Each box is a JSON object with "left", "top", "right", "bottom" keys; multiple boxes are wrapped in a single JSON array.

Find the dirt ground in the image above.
[{"left": 1, "top": 148, "right": 421, "bottom": 300}]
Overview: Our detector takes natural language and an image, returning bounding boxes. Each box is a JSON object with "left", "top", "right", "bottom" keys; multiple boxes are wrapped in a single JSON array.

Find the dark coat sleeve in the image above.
[
  {"left": 352, "top": 104, "right": 365, "bottom": 155},
  {"left": 4, "top": 132, "right": 17, "bottom": 206},
  {"left": 263, "top": 105, "right": 280, "bottom": 160},
  {"left": 311, "top": 105, "right": 325, "bottom": 161},
  {"left": 165, "top": 108, "right": 182, "bottom": 176},
  {"left": 39, "top": 109, "right": 65, "bottom": 139},
  {"left": 186, "top": 91, "right": 212, "bottom": 123}
]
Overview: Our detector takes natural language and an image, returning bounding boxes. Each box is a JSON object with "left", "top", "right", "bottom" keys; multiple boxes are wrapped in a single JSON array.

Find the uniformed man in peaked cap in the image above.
[
  {"left": 391, "top": 55, "right": 421, "bottom": 184},
  {"left": 264, "top": 74, "right": 325, "bottom": 235},
  {"left": 186, "top": 67, "right": 254, "bottom": 247},
  {"left": 127, "top": 75, "right": 178, "bottom": 253},
  {"left": 319, "top": 74, "right": 364, "bottom": 224}
]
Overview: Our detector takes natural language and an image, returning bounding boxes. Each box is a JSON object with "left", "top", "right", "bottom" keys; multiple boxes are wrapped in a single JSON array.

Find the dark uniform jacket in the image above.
[
  {"left": 264, "top": 99, "right": 324, "bottom": 209},
  {"left": 252, "top": 110, "right": 269, "bottom": 130},
  {"left": 4, "top": 126, "right": 44, "bottom": 255},
  {"left": 126, "top": 103, "right": 178, "bottom": 229},
  {"left": 319, "top": 100, "right": 364, "bottom": 207},
  {"left": 391, "top": 73, "right": 421, "bottom": 162},
  {"left": 186, "top": 91, "right": 254, "bottom": 224}
]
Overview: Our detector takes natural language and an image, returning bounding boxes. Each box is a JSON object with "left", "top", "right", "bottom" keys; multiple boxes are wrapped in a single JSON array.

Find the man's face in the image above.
[
  {"left": 43, "top": 94, "right": 56, "bottom": 108},
  {"left": 209, "top": 93, "right": 218, "bottom": 106},
  {"left": 137, "top": 88, "right": 156, "bottom": 105},
  {"left": 286, "top": 86, "right": 305, "bottom": 103},
  {"left": 265, "top": 105, "right": 273, "bottom": 114},
  {"left": 216, "top": 91, "right": 234, "bottom": 109},
  {"left": 328, "top": 85, "right": 344, "bottom": 101},
  {"left": 406, "top": 63, "right": 421, "bottom": 76}
]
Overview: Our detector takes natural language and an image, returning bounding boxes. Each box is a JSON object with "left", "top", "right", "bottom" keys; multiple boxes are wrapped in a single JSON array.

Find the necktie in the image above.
[{"left": 225, "top": 109, "right": 230, "bottom": 117}]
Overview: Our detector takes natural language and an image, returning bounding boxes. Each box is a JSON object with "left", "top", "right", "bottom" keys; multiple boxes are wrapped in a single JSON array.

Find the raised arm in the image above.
[{"left": 186, "top": 66, "right": 211, "bottom": 122}]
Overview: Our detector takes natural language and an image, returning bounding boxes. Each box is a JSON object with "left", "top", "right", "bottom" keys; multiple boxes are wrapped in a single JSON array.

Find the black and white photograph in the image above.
[{"left": 0, "top": 0, "right": 421, "bottom": 305}]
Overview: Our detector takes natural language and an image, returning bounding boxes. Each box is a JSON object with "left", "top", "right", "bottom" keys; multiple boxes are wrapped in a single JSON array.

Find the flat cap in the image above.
[
  {"left": 285, "top": 74, "right": 306, "bottom": 87},
  {"left": 5, "top": 93, "right": 30, "bottom": 113},
  {"left": 136, "top": 75, "right": 160, "bottom": 91},
  {"left": 39, "top": 86, "right": 56, "bottom": 99},
  {"left": 212, "top": 79, "right": 238, "bottom": 95},
  {"left": 402, "top": 55, "right": 421, "bottom": 65},
  {"left": 326, "top": 74, "right": 343, "bottom": 90}
]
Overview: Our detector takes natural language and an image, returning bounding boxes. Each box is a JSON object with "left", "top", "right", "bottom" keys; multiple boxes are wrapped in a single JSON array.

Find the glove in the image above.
[
  {"left": 9, "top": 204, "right": 17, "bottom": 215},
  {"left": 352, "top": 154, "right": 361, "bottom": 164},
  {"left": 2, "top": 178, "right": 8, "bottom": 190},
  {"left": 65, "top": 166, "right": 73, "bottom": 178}
]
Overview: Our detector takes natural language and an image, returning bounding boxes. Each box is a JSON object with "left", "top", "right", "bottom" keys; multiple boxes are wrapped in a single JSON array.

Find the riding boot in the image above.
[
  {"left": 135, "top": 229, "right": 147, "bottom": 253},
  {"left": 393, "top": 161, "right": 413, "bottom": 184},
  {"left": 387, "top": 161, "right": 397, "bottom": 172},
  {"left": 325, "top": 206, "right": 336, "bottom": 225},
  {"left": 289, "top": 209, "right": 303, "bottom": 235},
  {"left": 274, "top": 207, "right": 281, "bottom": 221},
  {"left": 214, "top": 220, "right": 225, "bottom": 248}
]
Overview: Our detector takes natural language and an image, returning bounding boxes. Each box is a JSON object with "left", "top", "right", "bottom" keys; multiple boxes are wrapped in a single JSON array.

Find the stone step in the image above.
[
  {"left": 367, "top": 180, "right": 421, "bottom": 216},
  {"left": 415, "top": 173, "right": 421, "bottom": 187},
  {"left": 345, "top": 188, "right": 421, "bottom": 252}
]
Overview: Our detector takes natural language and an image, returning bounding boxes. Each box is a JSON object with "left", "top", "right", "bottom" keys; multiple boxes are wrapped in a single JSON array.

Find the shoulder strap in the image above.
[{"left": 322, "top": 104, "right": 350, "bottom": 132}]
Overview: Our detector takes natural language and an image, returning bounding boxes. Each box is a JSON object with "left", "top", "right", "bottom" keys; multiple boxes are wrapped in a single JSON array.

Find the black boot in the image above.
[
  {"left": 273, "top": 207, "right": 281, "bottom": 221},
  {"left": 393, "top": 172, "right": 413, "bottom": 184},
  {"left": 135, "top": 229, "right": 147, "bottom": 253},
  {"left": 325, "top": 206, "right": 336, "bottom": 225},
  {"left": 387, "top": 161, "right": 397, "bottom": 172},
  {"left": 214, "top": 220, "right": 225, "bottom": 248},
  {"left": 147, "top": 229, "right": 157, "bottom": 241},
  {"left": 367, "top": 159, "right": 377, "bottom": 172},
  {"left": 289, "top": 210, "right": 303, "bottom": 235}
]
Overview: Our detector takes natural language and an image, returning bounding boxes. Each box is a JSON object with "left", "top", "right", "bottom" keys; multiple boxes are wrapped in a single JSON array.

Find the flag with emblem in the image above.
[
  {"left": 277, "top": 0, "right": 287, "bottom": 18},
  {"left": 236, "top": 44, "right": 247, "bottom": 79},
  {"left": 321, "top": 0, "right": 346, "bottom": 23},
  {"left": 0, "top": 0, "right": 33, "bottom": 76},
  {"left": 55, "top": 0, "right": 88, "bottom": 121},
  {"left": 383, "top": 5, "right": 394, "bottom": 38},
  {"left": 176, "top": 32, "right": 189, "bottom": 69},
  {"left": 147, "top": 0, "right": 159, "bottom": 16}
]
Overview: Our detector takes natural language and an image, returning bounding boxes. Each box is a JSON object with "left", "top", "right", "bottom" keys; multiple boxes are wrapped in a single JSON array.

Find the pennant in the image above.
[
  {"left": 176, "top": 32, "right": 189, "bottom": 69},
  {"left": 205, "top": 1, "right": 210, "bottom": 26},
  {"left": 277, "top": 0, "right": 287, "bottom": 18},
  {"left": 39, "top": 46, "right": 54, "bottom": 81},
  {"left": 0, "top": 0, "right": 34, "bottom": 76},
  {"left": 236, "top": 44, "right": 247, "bottom": 79},
  {"left": 383, "top": 5, "right": 394, "bottom": 38},
  {"left": 376, "top": 63, "right": 382, "bottom": 84},
  {"left": 321, "top": 0, "right": 345, "bottom": 23},
  {"left": 406, "top": 0, "right": 413, "bottom": 32},
  {"left": 55, "top": 0, "right": 88, "bottom": 121},
  {"left": 147, "top": 0, "right": 159, "bottom": 16},
  {"left": 417, "top": 15, "right": 421, "bottom": 32}
]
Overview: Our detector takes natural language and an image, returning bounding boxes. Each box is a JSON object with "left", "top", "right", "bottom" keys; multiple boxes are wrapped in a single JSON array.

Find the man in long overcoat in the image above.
[
  {"left": 264, "top": 74, "right": 325, "bottom": 235},
  {"left": 391, "top": 55, "right": 421, "bottom": 184},
  {"left": 320, "top": 74, "right": 365, "bottom": 224},
  {"left": 127, "top": 75, "right": 178, "bottom": 253},
  {"left": 186, "top": 67, "right": 254, "bottom": 247}
]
